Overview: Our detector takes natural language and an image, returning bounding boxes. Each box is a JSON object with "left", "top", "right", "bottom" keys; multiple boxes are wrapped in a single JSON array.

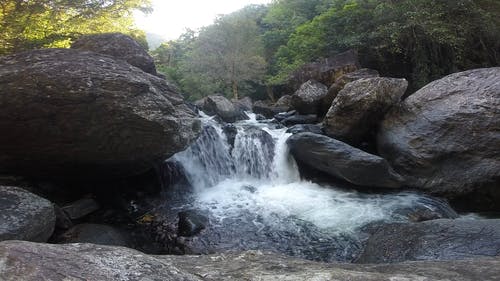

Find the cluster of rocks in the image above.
[
  {"left": 187, "top": 50, "right": 500, "bottom": 271},
  {"left": 207, "top": 53, "right": 499, "bottom": 214},
  {"left": 0, "top": 33, "right": 200, "bottom": 255},
  {"left": 1, "top": 33, "right": 499, "bottom": 279}
]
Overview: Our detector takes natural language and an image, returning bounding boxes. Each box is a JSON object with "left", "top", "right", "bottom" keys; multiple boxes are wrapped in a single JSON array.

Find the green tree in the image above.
[
  {"left": 178, "top": 5, "right": 267, "bottom": 100},
  {"left": 262, "top": 0, "right": 329, "bottom": 83},
  {"left": 270, "top": 0, "right": 500, "bottom": 90},
  {"left": 0, "top": 0, "right": 151, "bottom": 55}
]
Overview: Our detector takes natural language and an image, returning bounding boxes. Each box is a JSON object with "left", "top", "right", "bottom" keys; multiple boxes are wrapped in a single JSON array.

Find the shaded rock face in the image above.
[
  {"left": 324, "top": 77, "right": 407, "bottom": 145},
  {"left": 202, "top": 95, "right": 243, "bottom": 123},
  {"left": 280, "top": 114, "right": 318, "bottom": 126},
  {"left": 377, "top": 68, "right": 500, "bottom": 211},
  {"left": 0, "top": 49, "right": 200, "bottom": 179},
  {"left": 287, "top": 133, "right": 404, "bottom": 188},
  {"left": 72, "top": 33, "right": 157, "bottom": 75},
  {"left": 0, "top": 186, "right": 55, "bottom": 242},
  {"left": 286, "top": 124, "right": 324, "bottom": 135},
  {"left": 275, "top": 94, "right": 293, "bottom": 110},
  {"left": 291, "top": 80, "right": 328, "bottom": 114},
  {"left": 57, "top": 223, "right": 129, "bottom": 247},
  {"left": 321, "top": 68, "right": 380, "bottom": 115},
  {"left": 1, "top": 241, "right": 500, "bottom": 281},
  {"left": 61, "top": 198, "right": 99, "bottom": 220},
  {"left": 357, "top": 219, "right": 500, "bottom": 263}
]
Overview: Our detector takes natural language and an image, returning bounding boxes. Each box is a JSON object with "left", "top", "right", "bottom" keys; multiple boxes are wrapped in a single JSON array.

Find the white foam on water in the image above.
[{"left": 172, "top": 113, "right": 433, "bottom": 235}]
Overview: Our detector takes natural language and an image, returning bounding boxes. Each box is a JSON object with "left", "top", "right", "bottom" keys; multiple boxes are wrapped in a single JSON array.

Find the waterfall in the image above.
[{"left": 162, "top": 112, "right": 457, "bottom": 262}]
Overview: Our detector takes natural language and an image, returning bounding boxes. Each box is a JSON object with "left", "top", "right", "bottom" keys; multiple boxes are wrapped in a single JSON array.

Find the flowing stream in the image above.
[{"left": 161, "top": 113, "right": 456, "bottom": 261}]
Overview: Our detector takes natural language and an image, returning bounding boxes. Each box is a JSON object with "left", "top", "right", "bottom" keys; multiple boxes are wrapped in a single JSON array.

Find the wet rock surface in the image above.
[
  {"left": 1, "top": 241, "right": 500, "bottom": 281},
  {"left": 287, "top": 133, "right": 404, "bottom": 188},
  {"left": 174, "top": 210, "right": 362, "bottom": 262},
  {"left": 0, "top": 49, "right": 200, "bottom": 179},
  {"left": 0, "top": 185, "right": 55, "bottom": 242},
  {"left": 286, "top": 124, "right": 324, "bottom": 135},
  {"left": 377, "top": 67, "right": 500, "bottom": 211},
  {"left": 357, "top": 218, "right": 500, "bottom": 263}
]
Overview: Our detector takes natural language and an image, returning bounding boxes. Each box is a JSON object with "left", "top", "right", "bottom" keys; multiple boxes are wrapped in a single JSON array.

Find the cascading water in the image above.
[{"left": 162, "top": 112, "right": 457, "bottom": 261}]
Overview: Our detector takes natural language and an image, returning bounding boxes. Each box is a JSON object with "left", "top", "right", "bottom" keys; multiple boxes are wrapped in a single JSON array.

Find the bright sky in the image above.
[{"left": 134, "top": 0, "right": 272, "bottom": 40}]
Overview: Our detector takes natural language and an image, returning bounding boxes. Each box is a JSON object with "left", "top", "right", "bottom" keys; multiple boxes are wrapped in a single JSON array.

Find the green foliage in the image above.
[
  {"left": 269, "top": 0, "right": 500, "bottom": 89},
  {"left": 156, "top": 5, "right": 268, "bottom": 101},
  {"left": 0, "top": 0, "right": 151, "bottom": 55}
]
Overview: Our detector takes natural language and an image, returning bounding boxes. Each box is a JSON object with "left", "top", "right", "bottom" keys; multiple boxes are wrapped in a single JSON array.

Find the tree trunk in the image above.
[
  {"left": 266, "top": 85, "right": 275, "bottom": 102},
  {"left": 232, "top": 80, "right": 239, "bottom": 100}
]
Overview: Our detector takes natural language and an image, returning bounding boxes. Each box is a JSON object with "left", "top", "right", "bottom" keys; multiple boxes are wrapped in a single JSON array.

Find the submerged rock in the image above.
[
  {"left": 72, "top": 32, "right": 157, "bottom": 75},
  {"left": 0, "top": 186, "right": 55, "bottom": 242},
  {"left": 0, "top": 49, "right": 200, "bottom": 179},
  {"left": 377, "top": 67, "right": 500, "bottom": 211},
  {"left": 177, "top": 210, "right": 208, "bottom": 237},
  {"left": 357, "top": 219, "right": 500, "bottom": 263},
  {"left": 174, "top": 212, "right": 362, "bottom": 262},
  {"left": 1, "top": 241, "right": 500, "bottom": 281},
  {"left": 391, "top": 195, "right": 459, "bottom": 222},
  {"left": 57, "top": 223, "right": 129, "bottom": 247},
  {"left": 287, "top": 133, "right": 404, "bottom": 188},
  {"left": 323, "top": 77, "right": 407, "bottom": 144}
]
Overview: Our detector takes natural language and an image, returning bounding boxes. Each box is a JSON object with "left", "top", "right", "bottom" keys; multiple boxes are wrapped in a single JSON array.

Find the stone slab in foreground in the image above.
[{"left": 0, "top": 241, "right": 499, "bottom": 281}]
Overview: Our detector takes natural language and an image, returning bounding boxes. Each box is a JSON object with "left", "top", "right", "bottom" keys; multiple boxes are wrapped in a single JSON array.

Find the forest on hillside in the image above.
[
  {"left": 2, "top": 0, "right": 499, "bottom": 101},
  {"left": 154, "top": 0, "right": 500, "bottom": 100}
]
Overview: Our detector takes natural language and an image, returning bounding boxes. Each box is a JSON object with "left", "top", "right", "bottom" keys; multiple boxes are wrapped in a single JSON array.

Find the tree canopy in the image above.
[
  {"left": 154, "top": 0, "right": 499, "bottom": 100},
  {"left": 3, "top": 0, "right": 498, "bottom": 100},
  {"left": 0, "top": 0, "right": 151, "bottom": 55}
]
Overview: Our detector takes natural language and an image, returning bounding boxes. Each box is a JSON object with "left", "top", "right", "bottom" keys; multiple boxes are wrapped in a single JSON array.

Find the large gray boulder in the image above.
[
  {"left": 287, "top": 133, "right": 404, "bottom": 188},
  {"left": 202, "top": 95, "right": 243, "bottom": 122},
  {"left": 0, "top": 186, "right": 55, "bottom": 242},
  {"left": 324, "top": 77, "right": 407, "bottom": 144},
  {"left": 291, "top": 80, "right": 328, "bottom": 115},
  {"left": 321, "top": 68, "right": 380, "bottom": 114},
  {"left": 377, "top": 68, "right": 500, "bottom": 211},
  {"left": 1, "top": 241, "right": 500, "bottom": 281},
  {"left": 0, "top": 49, "right": 200, "bottom": 179},
  {"left": 357, "top": 219, "right": 500, "bottom": 263},
  {"left": 72, "top": 32, "right": 157, "bottom": 75}
]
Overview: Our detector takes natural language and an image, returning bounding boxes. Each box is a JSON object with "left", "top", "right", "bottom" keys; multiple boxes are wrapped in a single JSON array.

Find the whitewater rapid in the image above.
[{"left": 169, "top": 113, "right": 448, "bottom": 236}]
